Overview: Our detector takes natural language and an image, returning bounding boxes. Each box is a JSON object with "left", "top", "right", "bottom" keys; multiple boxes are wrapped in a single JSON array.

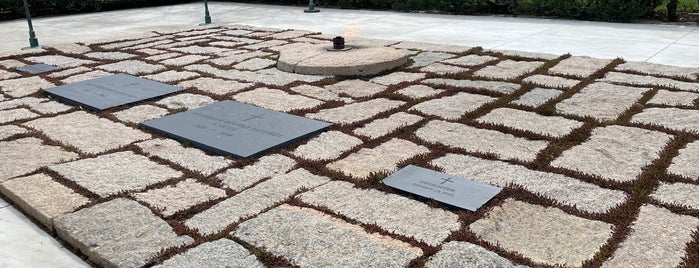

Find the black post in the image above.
[
  {"left": 22, "top": 0, "right": 40, "bottom": 49},
  {"left": 304, "top": 0, "right": 320, "bottom": 13},
  {"left": 200, "top": 0, "right": 212, "bottom": 26}
]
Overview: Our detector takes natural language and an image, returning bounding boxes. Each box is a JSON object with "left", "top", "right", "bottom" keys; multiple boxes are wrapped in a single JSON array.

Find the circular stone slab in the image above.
[{"left": 277, "top": 44, "right": 408, "bottom": 76}]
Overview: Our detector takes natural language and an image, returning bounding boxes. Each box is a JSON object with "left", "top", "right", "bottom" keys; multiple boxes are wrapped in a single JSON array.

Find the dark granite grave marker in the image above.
[
  {"left": 16, "top": 64, "right": 59, "bottom": 74},
  {"left": 140, "top": 100, "right": 332, "bottom": 158},
  {"left": 382, "top": 165, "right": 501, "bottom": 211},
  {"left": 44, "top": 73, "right": 182, "bottom": 111}
]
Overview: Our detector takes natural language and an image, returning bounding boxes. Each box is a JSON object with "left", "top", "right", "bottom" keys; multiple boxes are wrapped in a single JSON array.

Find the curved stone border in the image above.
[{"left": 277, "top": 44, "right": 408, "bottom": 76}]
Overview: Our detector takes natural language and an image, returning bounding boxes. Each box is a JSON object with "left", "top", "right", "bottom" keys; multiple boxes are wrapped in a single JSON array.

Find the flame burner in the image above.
[{"left": 327, "top": 36, "right": 352, "bottom": 51}]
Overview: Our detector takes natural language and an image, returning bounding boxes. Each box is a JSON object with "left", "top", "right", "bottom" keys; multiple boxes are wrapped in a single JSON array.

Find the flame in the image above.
[{"left": 342, "top": 22, "right": 359, "bottom": 43}]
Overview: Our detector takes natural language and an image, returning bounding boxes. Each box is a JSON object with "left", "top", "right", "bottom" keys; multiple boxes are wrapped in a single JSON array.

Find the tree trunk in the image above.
[{"left": 667, "top": 0, "right": 679, "bottom": 21}]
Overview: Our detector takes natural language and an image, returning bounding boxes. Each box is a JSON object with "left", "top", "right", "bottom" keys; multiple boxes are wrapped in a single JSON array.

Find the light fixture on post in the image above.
[
  {"left": 22, "top": 0, "right": 40, "bottom": 49},
  {"left": 200, "top": 0, "right": 212, "bottom": 26},
  {"left": 304, "top": 0, "right": 320, "bottom": 13}
]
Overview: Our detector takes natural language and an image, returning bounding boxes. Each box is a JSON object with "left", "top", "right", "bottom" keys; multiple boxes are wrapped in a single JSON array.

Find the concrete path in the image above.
[
  {"left": 1, "top": 2, "right": 698, "bottom": 67},
  {"left": 1, "top": 3, "right": 699, "bottom": 268}
]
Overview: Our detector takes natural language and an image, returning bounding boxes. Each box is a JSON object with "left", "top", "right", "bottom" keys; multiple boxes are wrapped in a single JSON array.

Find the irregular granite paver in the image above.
[
  {"left": 523, "top": 74, "right": 579, "bottom": 88},
  {"left": 0, "top": 69, "right": 20, "bottom": 79},
  {"left": 511, "top": 88, "right": 562, "bottom": 107},
  {"left": 54, "top": 198, "right": 193, "bottom": 268},
  {"left": 154, "top": 239, "right": 263, "bottom": 268},
  {"left": 292, "top": 131, "right": 362, "bottom": 161},
  {"left": 50, "top": 151, "right": 183, "bottom": 197},
  {"left": 161, "top": 55, "right": 210, "bottom": 66},
  {"left": 328, "top": 138, "right": 428, "bottom": 179},
  {"left": 234, "top": 205, "right": 422, "bottom": 267},
  {"left": 426, "top": 242, "right": 525, "bottom": 268},
  {"left": 599, "top": 72, "right": 699, "bottom": 92},
  {"left": 432, "top": 154, "right": 628, "bottom": 213},
  {"left": 178, "top": 77, "right": 252, "bottom": 95},
  {"left": 631, "top": 107, "right": 699, "bottom": 133},
  {"left": 133, "top": 178, "right": 227, "bottom": 217},
  {"left": 551, "top": 126, "right": 671, "bottom": 182},
  {"left": 423, "top": 78, "right": 520, "bottom": 94},
  {"left": 420, "top": 63, "right": 469, "bottom": 75},
  {"left": 411, "top": 92, "right": 496, "bottom": 120},
  {"left": 354, "top": 112, "right": 423, "bottom": 139},
  {"left": 409, "top": 51, "right": 455, "bottom": 67},
  {"left": 0, "top": 108, "right": 40, "bottom": 124},
  {"left": 186, "top": 169, "right": 329, "bottom": 235},
  {"left": 651, "top": 182, "right": 699, "bottom": 209},
  {"left": 291, "top": 85, "right": 350, "bottom": 102},
  {"left": 308, "top": 98, "right": 405, "bottom": 125},
  {"left": 474, "top": 60, "right": 544, "bottom": 80},
  {"left": 556, "top": 82, "right": 649, "bottom": 122},
  {"left": 171, "top": 45, "right": 231, "bottom": 55},
  {"left": 233, "top": 88, "right": 323, "bottom": 112},
  {"left": 647, "top": 90, "right": 698, "bottom": 106},
  {"left": 0, "top": 125, "right": 28, "bottom": 140},
  {"left": 442, "top": 54, "right": 498, "bottom": 67},
  {"left": 299, "top": 180, "right": 459, "bottom": 246},
  {"left": 325, "top": 80, "right": 387, "bottom": 98},
  {"left": 136, "top": 139, "right": 232, "bottom": 176},
  {"left": 667, "top": 141, "right": 699, "bottom": 179},
  {"left": 0, "top": 173, "right": 88, "bottom": 230},
  {"left": 25, "top": 55, "right": 96, "bottom": 68},
  {"left": 144, "top": 70, "right": 199, "bottom": 83},
  {"left": 61, "top": 70, "right": 112, "bottom": 84},
  {"left": 549, "top": 56, "right": 611, "bottom": 78},
  {"left": 601, "top": 205, "right": 699, "bottom": 268},
  {"left": 84, "top": 52, "right": 136, "bottom": 60},
  {"left": 0, "top": 137, "right": 78, "bottom": 182},
  {"left": 31, "top": 101, "right": 72, "bottom": 115},
  {"left": 23, "top": 111, "right": 151, "bottom": 155},
  {"left": 370, "top": 72, "right": 426, "bottom": 86},
  {"left": 113, "top": 105, "right": 169, "bottom": 124},
  {"left": 416, "top": 120, "right": 548, "bottom": 162},
  {"left": 97, "top": 60, "right": 166, "bottom": 75},
  {"left": 232, "top": 58, "right": 276, "bottom": 71},
  {"left": 0, "top": 76, "right": 55, "bottom": 97},
  {"left": 476, "top": 108, "right": 584, "bottom": 138},
  {"left": 156, "top": 93, "right": 215, "bottom": 110},
  {"left": 470, "top": 199, "right": 613, "bottom": 267},
  {"left": 47, "top": 66, "right": 91, "bottom": 78},
  {"left": 616, "top": 61, "right": 699, "bottom": 80},
  {"left": 218, "top": 154, "right": 296, "bottom": 191},
  {"left": 397, "top": 85, "right": 443, "bottom": 99}
]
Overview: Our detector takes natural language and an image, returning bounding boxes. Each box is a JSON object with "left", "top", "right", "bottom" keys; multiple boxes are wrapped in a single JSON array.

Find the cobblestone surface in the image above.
[
  {"left": 551, "top": 126, "right": 671, "bottom": 182},
  {"left": 556, "top": 82, "right": 649, "bottom": 122},
  {"left": 411, "top": 92, "right": 496, "bottom": 120},
  {"left": 3, "top": 25, "right": 699, "bottom": 268},
  {"left": 416, "top": 120, "right": 548, "bottom": 162},
  {"left": 234, "top": 205, "right": 422, "bottom": 267},
  {"left": 328, "top": 138, "right": 429, "bottom": 178},
  {"left": 299, "top": 180, "right": 459, "bottom": 246},
  {"left": 50, "top": 151, "right": 182, "bottom": 197},
  {"left": 470, "top": 199, "right": 613, "bottom": 267}
]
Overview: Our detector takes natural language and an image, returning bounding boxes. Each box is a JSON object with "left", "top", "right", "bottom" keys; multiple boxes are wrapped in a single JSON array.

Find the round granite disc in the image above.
[{"left": 277, "top": 44, "right": 408, "bottom": 76}]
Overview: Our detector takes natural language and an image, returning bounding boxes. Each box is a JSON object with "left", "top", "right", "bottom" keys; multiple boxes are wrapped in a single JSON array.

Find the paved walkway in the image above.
[
  {"left": 1, "top": 3, "right": 699, "bottom": 268},
  {"left": 1, "top": 2, "right": 698, "bottom": 66}
]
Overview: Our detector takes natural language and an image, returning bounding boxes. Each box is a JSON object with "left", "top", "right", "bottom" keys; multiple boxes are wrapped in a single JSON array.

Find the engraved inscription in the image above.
[
  {"left": 192, "top": 111, "right": 284, "bottom": 138},
  {"left": 411, "top": 179, "right": 457, "bottom": 197}
]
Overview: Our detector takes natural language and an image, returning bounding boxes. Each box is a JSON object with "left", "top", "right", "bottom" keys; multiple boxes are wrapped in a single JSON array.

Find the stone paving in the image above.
[{"left": 1, "top": 25, "right": 699, "bottom": 268}]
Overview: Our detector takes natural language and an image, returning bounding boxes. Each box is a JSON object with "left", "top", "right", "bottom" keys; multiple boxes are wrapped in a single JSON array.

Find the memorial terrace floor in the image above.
[{"left": 1, "top": 23, "right": 699, "bottom": 268}]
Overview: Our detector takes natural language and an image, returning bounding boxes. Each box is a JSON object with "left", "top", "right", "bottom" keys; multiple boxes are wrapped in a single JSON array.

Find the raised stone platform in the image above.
[{"left": 277, "top": 44, "right": 408, "bottom": 76}]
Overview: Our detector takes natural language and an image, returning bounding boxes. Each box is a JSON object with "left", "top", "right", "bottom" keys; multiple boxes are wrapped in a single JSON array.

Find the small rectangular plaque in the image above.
[
  {"left": 44, "top": 73, "right": 182, "bottom": 111},
  {"left": 382, "top": 165, "right": 501, "bottom": 211},
  {"left": 16, "top": 64, "right": 59, "bottom": 74},
  {"left": 140, "top": 100, "right": 332, "bottom": 158}
]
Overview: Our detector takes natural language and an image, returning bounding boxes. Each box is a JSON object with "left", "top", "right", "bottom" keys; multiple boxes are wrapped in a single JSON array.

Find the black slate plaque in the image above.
[
  {"left": 16, "top": 64, "right": 59, "bottom": 74},
  {"left": 382, "top": 165, "right": 501, "bottom": 211},
  {"left": 140, "top": 100, "right": 332, "bottom": 158},
  {"left": 44, "top": 73, "right": 182, "bottom": 111}
]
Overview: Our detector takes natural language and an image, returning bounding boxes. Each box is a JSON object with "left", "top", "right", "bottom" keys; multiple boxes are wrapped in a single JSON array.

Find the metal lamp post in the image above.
[
  {"left": 22, "top": 0, "right": 40, "bottom": 49},
  {"left": 200, "top": 0, "right": 212, "bottom": 26},
  {"left": 304, "top": 0, "right": 319, "bottom": 13}
]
